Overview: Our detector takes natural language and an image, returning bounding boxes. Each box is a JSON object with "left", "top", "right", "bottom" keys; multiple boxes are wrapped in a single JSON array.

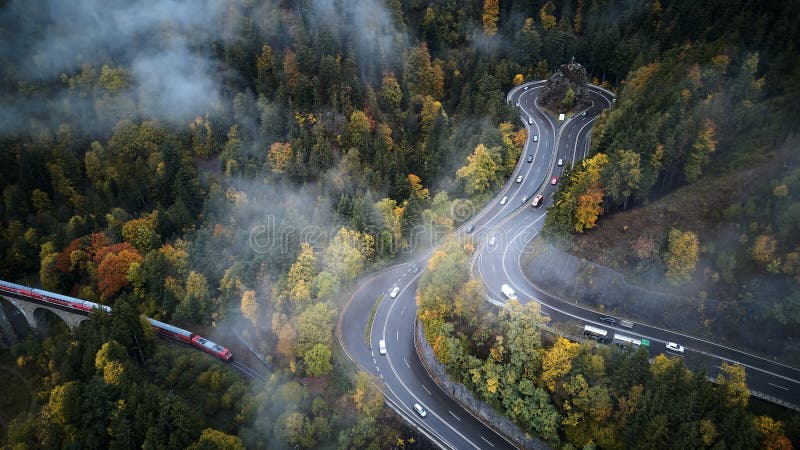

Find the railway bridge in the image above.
[{"left": 0, "top": 294, "right": 89, "bottom": 341}]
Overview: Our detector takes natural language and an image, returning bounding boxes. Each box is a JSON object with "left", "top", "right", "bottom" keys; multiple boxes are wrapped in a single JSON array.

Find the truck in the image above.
[{"left": 501, "top": 284, "right": 517, "bottom": 300}]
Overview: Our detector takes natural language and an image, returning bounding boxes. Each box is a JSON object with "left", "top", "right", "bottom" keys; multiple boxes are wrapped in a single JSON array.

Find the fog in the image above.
[{"left": 0, "top": 0, "right": 227, "bottom": 132}]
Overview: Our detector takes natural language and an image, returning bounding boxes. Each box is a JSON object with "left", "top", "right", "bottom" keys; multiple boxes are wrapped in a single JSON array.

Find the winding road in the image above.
[{"left": 339, "top": 81, "right": 800, "bottom": 449}]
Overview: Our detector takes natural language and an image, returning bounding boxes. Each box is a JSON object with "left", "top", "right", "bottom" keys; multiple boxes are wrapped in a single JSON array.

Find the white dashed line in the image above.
[
  {"left": 403, "top": 357, "right": 410, "bottom": 368},
  {"left": 770, "top": 383, "right": 789, "bottom": 391},
  {"left": 448, "top": 410, "right": 461, "bottom": 421},
  {"left": 422, "top": 385, "right": 432, "bottom": 395},
  {"left": 480, "top": 436, "right": 495, "bottom": 447}
]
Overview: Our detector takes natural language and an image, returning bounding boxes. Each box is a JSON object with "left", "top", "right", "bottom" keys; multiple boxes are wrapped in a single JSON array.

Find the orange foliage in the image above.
[
  {"left": 55, "top": 238, "right": 83, "bottom": 273},
  {"left": 96, "top": 244, "right": 142, "bottom": 298}
]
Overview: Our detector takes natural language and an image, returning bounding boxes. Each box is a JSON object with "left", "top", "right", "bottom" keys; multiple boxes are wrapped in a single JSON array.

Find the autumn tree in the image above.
[
  {"left": 296, "top": 302, "right": 334, "bottom": 357},
  {"left": 188, "top": 429, "right": 246, "bottom": 450},
  {"left": 685, "top": 119, "right": 717, "bottom": 182},
  {"left": 456, "top": 144, "right": 503, "bottom": 197},
  {"left": 96, "top": 243, "right": 142, "bottom": 299},
  {"left": 121, "top": 211, "right": 160, "bottom": 252},
  {"left": 604, "top": 149, "right": 641, "bottom": 209},
  {"left": 304, "top": 343, "right": 333, "bottom": 376},
  {"left": 352, "top": 371, "right": 384, "bottom": 419},
  {"left": 240, "top": 289, "right": 260, "bottom": 327},
  {"left": 286, "top": 242, "right": 318, "bottom": 304},
  {"left": 324, "top": 227, "right": 374, "bottom": 282},
  {"left": 540, "top": 1, "right": 557, "bottom": 31},
  {"left": 482, "top": 0, "right": 499, "bottom": 36},
  {"left": 664, "top": 228, "right": 700, "bottom": 284},
  {"left": 268, "top": 142, "right": 293, "bottom": 174},
  {"left": 750, "top": 233, "right": 778, "bottom": 270},
  {"left": 541, "top": 337, "right": 580, "bottom": 392},
  {"left": 717, "top": 362, "right": 749, "bottom": 409},
  {"left": 380, "top": 73, "right": 402, "bottom": 109}
]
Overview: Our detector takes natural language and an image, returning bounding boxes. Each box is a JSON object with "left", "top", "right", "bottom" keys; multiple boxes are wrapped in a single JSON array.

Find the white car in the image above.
[
  {"left": 488, "top": 236, "right": 496, "bottom": 246},
  {"left": 389, "top": 286, "right": 400, "bottom": 298},
  {"left": 500, "top": 196, "right": 508, "bottom": 205},
  {"left": 413, "top": 403, "right": 427, "bottom": 417},
  {"left": 533, "top": 135, "right": 538, "bottom": 142},
  {"left": 516, "top": 175, "right": 523, "bottom": 183},
  {"left": 665, "top": 342, "right": 685, "bottom": 354},
  {"left": 515, "top": 101, "right": 519, "bottom": 107},
  {"left": 521, "top": 196, "right": 528, "bottom": 203},
  {"left": 379, "top": 339, "right": 387, "bottom": 355},
  {"left": 557, "top": 158, "right": 563, "bottom": 166},
  {"left": 528, "top": 117, "right": 533, "bottom": 125}
]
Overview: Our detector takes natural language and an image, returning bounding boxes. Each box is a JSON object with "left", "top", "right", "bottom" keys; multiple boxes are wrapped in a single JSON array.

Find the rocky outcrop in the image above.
[{"left": 539, "top": 60, "right": 591, "bottom": 113}]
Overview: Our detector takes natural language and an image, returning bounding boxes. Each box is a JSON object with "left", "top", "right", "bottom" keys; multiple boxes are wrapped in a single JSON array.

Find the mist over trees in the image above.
[{"left": 1, "top": 0, "right": 798, "bottom": 447}]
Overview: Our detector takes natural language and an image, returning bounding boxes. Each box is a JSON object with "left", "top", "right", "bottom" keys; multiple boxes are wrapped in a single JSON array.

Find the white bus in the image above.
[
  {"left": 583, "top": 325, "right": 608, "bottom": 341},
  {"left": 613, "top": 334, "right": 650, "bottom": 348}
]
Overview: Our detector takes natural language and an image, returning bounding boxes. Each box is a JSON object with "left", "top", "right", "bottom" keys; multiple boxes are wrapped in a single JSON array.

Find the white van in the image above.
[{"left": 501, "top": 284, "right": 517, "bottom": 300}]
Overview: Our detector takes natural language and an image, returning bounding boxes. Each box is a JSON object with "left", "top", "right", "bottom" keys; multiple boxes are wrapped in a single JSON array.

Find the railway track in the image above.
[{"left": 231, "top": 360, "right": 266, "bottom": 381}]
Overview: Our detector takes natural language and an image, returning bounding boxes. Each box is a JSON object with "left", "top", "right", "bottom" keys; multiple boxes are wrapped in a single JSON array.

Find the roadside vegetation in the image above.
[
  {"left": 539, "top": 0, "right": 800, "bottom": 354},
  {"left": 417, "top": 237, "right": 798, "bottom": 448},
  {"left": 1, "top": 0, "right": 797, "bottom": 447}
]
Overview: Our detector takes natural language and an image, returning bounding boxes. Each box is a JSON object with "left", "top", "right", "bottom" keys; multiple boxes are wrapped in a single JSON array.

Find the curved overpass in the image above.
[{"left": 339, "top": 81, "right": 800, "bottom": 450}]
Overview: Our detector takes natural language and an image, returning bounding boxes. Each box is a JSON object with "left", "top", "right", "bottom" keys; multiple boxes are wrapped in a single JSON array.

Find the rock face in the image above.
[{"left": 540, "top": 60, "right": 591, "bottom": 113}]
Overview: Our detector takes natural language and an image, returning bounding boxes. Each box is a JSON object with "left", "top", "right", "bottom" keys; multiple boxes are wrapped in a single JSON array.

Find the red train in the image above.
[
  {"left": 0, "top": 279, "right": 233, "bottom": 362},
  {"left": 147, "top": 318, "right": 233, "bottom": 361}
]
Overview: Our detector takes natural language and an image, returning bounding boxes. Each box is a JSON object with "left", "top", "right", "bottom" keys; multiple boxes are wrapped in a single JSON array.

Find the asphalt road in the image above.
[{"left": 339, "top": 81, "right": 800, "bottom": 450}]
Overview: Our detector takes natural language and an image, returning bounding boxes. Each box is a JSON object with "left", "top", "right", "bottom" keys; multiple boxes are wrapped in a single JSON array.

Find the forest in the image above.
[
  {"left": 0, "top": 0, "right": 798, "bottom": 448},
  {"left": 417, "top": 237, "right": 797, "bottom": 448}
]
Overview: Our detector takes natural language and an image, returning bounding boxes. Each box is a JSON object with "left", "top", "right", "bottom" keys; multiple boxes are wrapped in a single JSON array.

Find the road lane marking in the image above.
[
  {"left": 403, "top": 357, "right": 410, "bottom": 368},
  {"left": 400, "top": 306, "right": 406, "bottom": 316},
  {"left": 480, "top": 436, "right": 495, "bottom": 447},
  {"left": 380, "top": 373, "right": 384, "bottom": 379},
  {"left": 377, "top": 272, "right": 485, "bottom": 449},
  {"left": 422, "top": 385, "right": 432, "bottom": 395},
  {"left": 396, "top": 330, "right": 399, "bottom": 341},
  {"left": 448, "top": 410, "right": 461, "bottom": 421},
  {"left": 770, "top": 383, "right": 789, "bottom": 391}
]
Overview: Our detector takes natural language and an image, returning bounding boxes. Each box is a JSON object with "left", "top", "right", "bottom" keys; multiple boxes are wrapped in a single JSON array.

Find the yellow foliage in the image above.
[
  {"left": 540, "top": 1, "right": 557, "bottom": 31},
  {"left": 482, "top": 0, "right": 500, "bottom": 36},
  {"left": 541, "top": 337, "right": 580, "bottom": 392}
]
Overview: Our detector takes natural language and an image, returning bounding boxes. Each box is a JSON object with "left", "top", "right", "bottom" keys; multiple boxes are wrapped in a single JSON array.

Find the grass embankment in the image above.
[{"left": 365, "top": 294, "right": 385, "bottom": 348}]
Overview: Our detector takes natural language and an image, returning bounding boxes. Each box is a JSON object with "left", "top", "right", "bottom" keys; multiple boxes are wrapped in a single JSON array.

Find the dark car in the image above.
[
  {"left": 466, "top": 224, "right": 475, "bottom": 233},
  {"left": 530, "top": 194, "right": 544, "bottom": 207},
  {"left": 599, "top": 316, "right": 616, "bottom": 324},
  {"left": 527, "top": 155, "right": 533, "bottom": 163}
]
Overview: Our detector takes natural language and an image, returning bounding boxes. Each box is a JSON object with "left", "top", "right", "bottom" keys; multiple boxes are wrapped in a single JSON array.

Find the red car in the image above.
[{"left": 550, "top": 176, "right": 558, "bottom": 185}]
